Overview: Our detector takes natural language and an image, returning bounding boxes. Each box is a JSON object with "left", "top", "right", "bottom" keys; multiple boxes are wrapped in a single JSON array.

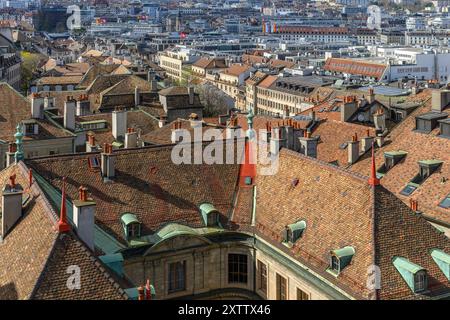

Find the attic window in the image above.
[
  {"left": 439, "top": 194, "right": 450, "bottom": 209},
  {"left": 400, "top": 160, "right": 443, "bottom": 196},
  {"left": 415, "top": 112, "right": 448, "bottom": 133},
  {"left": 120, "top": 213, "right": 141, "bottom": 240},
  {"left": 431, "top": 249, "right": 450, "bottom": 280},
  {"left": 328, "top": 246, "right": 355, "bottom": 275},
  {"left": 282, "top": 220, "right": 306, "bottom": 246},
  {"left": 199, "top": 203, "right": 220, "bottom": 227},
  {"left": 393, "top": 257, "right": 427, "bottom": 293}
]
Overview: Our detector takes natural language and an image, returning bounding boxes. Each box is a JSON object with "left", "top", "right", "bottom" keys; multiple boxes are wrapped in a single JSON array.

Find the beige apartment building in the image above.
[{"left": 159, "top": 47, "right": 200, "bottom": 83}]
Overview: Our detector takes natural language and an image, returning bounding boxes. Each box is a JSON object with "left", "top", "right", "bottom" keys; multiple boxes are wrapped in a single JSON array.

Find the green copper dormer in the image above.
[
  {"left": 121, "top": 213, "right": 141, "bottom": 240},
  {"left": 282, "top": 220, "right": 306, "bottom": 246},
  {"left": 393, "top": 256, "right": 427, "bottom": 293},
  {"left": 14, "top": 123, "right": 24, "bottom": 162},
  {"left": 431, "top": 249, "right": 450, "bottom": 281},
  {"left": 328, "top": 246, "right": 355, "bottom": 275},
  {"left": 199, "top": 203, "right": 220, "bottom": 227}
]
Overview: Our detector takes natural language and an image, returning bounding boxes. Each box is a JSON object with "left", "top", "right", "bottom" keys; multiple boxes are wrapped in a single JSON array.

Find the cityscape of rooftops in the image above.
[{"left": 0, "top": 0, "right": 449, "bottom": 307}]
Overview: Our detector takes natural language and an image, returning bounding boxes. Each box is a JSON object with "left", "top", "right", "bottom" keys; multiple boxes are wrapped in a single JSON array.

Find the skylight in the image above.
[{"left": 439, "top": 194, "right": 450, "bottom": 209}]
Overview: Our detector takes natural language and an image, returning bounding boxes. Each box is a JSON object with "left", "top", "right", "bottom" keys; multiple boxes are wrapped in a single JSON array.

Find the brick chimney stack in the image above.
[
  {"left": 125, "top": 128, "right": 138, "bottom": 148},
  {"left": 86, "top": 133, "right": 97, "bottom": 152},
  {"left": 73, "top": 186, "right": 96, "bottom": 251},
  {"left": 5, "top": 143, "right": 17, "bottom": 167},
  {"left": 348, "top": 133, "right": 360, "bottom": 164},
  {"left": 361, "top": 129, "right": 374, "bottom": 153},
  {"left": 101, "top": 143, "right": 115, "bottom": 179},
  {"left": 1, "top": 174, "right": 23, "bottom": 239}
]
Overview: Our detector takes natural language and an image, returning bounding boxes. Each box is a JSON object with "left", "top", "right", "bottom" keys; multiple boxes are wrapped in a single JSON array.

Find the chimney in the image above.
[
  {"left": 373, "top": 108, "right": 386, "bottom": 132},
  {"left": 171, "top": 121, "right": 184, "bottom": 143},
  {"left": 31, "top": 93, "right": 44, "bottom": 119},
  {"left": 189, "top": 113, "right": 201, "bottom": 128},
  {"left": 5, "top": 143, "right": 16, "bottom": 167},
  {"left": 134, "top": 86, "right": 140, "bottom": 107},
  {"left": 76, "top": 95, "right": 91, "bottom": 116},
  {"left": 44, "top": 96, "right": 55, "bottom": 109},
  {"left": 73, "top": 186, "right": 96, "bottom": 251},
  {"left": 410, "top": 199, "right": 419, "bottom": 212},
  {"left": 298, "top": 130, "right": 318, "bottom": 158},
  {"left": 188, "top": 86, "right": 194, "bottom": 105},
  {"left": 361, "top": 129, "right": 374, "bottom": 153},
  {"left": 101, "top": 143, "right": 115, "bottom": 179},
  {"left": 375, "top": 134, "right": 384, "bottom": 147},
  {"left": 431, "top": 89, "right": 450, "bottom": 112},
  {"left": 1, "top": 174, "right": 23, "bottom": 239},
  {"left": 64, "top": 96, "right": 76, "bottom": 131},
  {"left": 125, "top": 128, "right": 138, "bottom": 148},
  {"left": 86, "top": 134, "right": 97, "bottom": 152},
  {"left": 112, "top": 110, "right": 127, "bottom": 140},
  {"left": 348, "top": 133, "right": 360, "bottom": 164},
  {"left": 284, "top": 125, "right": 294, "bottom": 150},
  {"left": 340, "top": 96, "right": 358, "bottom": 122},
  {"left": 270, "top": 127, "right": 284, "bottom": 155},
  {"left": 367, "top": 87, "right": 375, "bottom": 104},
  {"left": 158, "top": 116, "right": 167, "bottom": 128}
]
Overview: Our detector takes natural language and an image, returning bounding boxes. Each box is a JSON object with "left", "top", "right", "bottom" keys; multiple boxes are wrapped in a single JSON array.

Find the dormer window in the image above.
[
  {"left": 282, "top": 220, "right": 306, "bottom": 246},
  {"left": 120, "top": 213, "right": 141, "bottom": 240},
  {"left": 328, "top": 246, "right": 355, "bottom": 275},
  {"left": 438, "top": 118, "right": 450, "bottom": 138},
  {"left": 415, "top": 112, "right": 448, "bottom": 133},
  {"left": 393, "top": 257, "right": 428, "bottom": 293},
  {"left": 22, "top": 120, "right": 38, "bottom": 136},
  {"left": 400, "top": 160, "right": 443, "bottom": 196},
  {"left": 199, "top": 203, "right": 220, "bottom": 227},
  {"left": 377, "top": 151, "right": 407, "bottom": 177},
  {"left": 431, "top": 249, "right": 450, "bottom": 280}
]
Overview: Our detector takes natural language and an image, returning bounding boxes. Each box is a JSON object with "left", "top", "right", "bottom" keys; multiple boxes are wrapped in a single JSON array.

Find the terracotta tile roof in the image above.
[
  {"left": 312, "top": 119, "right": 376, "bottom": 166},
  {"left": 324, "top": 58, "right": 387, "bottom": 80},
  {"left": 86, "top": 74, "right": 130, "bottom": 94},
  {"left": 257, "top": 75, "right": 278, "bottom": 89},
  {"left": 0, "top": 84, "right": 74, "bottom": 142},
  {"left": 101, "top": 76, "right": 153, "bottom": 96},
  {"left": 141, "top": 119, "right": 223, "bottom": 145},
  {"left": 27, "top": 143, "right": 241, "bottom": 244},
  {"left": 78, "top": 64, "right": 123, "bottom": 89},
  {"left": 242, "top": 54, "right": 268, "bottom": 65},
  {"left": 255, "top": 149, "right": 450, "bottom": 299},
  {"left": 268, "top": 59, "right": 295, "bottom": 69},
  {"left": 222, "top": 64, "right": 252, "bottom": 77},
  {"left": 31, "top": 232, "right": 127, "bottom": 300},
  {"left": 36, "top": 75, "right": 83, "bottom": 86},
  {"left": 77, "top": 110, "right": 159, "bottom": 147},
  {"left": 193, "top": 57, "right": 214, "bottom": 69},
  {"left": 349, "top": 97, "right": 450, "bottom": 226},
  {"left": 0, "top": 163, "right": 127, "bottom": 300}
]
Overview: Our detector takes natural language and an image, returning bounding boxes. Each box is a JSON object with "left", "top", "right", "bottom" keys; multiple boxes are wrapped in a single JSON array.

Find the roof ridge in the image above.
[{"left": 280, "top": 148, "right": 369, "bottom": 183}]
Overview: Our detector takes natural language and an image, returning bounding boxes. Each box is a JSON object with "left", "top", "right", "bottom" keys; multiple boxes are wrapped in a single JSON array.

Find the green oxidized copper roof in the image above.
[
  {"left": 199, "top": 203, "right": 218, "bottom": 215},
  {"left": 418, "top": 159, "right": 443, "bottom": 166},
  {"left": 288, "top": 220, "right": 306, "bottom": 232},
  {"left": 121, "top": 213, "right": 139, "bottom": 226},
  {"left": 332, "top": 246, "right": 355, "bottom": 258},
  {"left": 384, "top": 150, "right": 408, "bottom": 157},
  {"left": 431, "top": 249, "right": 450, "bottom": 264},
  {"left": 33, "top": 171, "right": 125, "bottom": 254},
  {"left": 393, "top": 256, "right": 425, "bottom": 274}
]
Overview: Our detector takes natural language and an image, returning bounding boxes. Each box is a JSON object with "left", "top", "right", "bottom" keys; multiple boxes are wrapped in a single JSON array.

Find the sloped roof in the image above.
[
  {"left": 255, "top": 149, "right": 450, "bottom": 300},
  {"left": 350, "top": 95, "right": 450, "bottom": 226},
  {"left": 324, "top": 58, "right": 387, "bottom": 79},
  {"left": 0, "top": 163, "right": 127, "bottom": 300}
]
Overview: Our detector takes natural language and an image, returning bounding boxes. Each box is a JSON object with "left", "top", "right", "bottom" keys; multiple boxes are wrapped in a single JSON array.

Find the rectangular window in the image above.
[
  {"left": 257, "top": 260, "right": 267, "bottom": 294},
  {"left": 168, "top": 261, "right": 186, "bottom": 293},
  {"left": 276, "top": 273, "right": 287, "bottom": 300},
  {"left": 297, "top": 288, "right": 309, "bottom": 300},
  {"left": 414, "top": 271, "right": 427, "bottom": 292},
  {"left": 228, "top": 254, "right": 248, "bottom": 284}
]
